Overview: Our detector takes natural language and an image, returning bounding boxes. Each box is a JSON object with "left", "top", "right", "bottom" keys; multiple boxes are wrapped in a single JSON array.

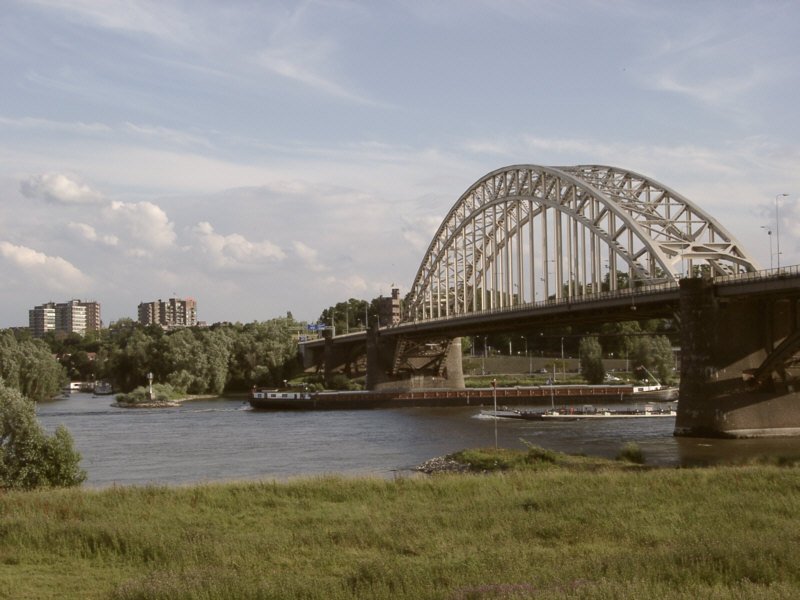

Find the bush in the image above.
[
  {"left": 617, "top": 442, "right": 645, "bottom": 464},
  {"left": 0, "top": 383, "right": 86, "bottom": 490},
  {"left": 328, "top": 374, "right": 362, "bottom": 391},
  {"left": 116, "top": 383, "right": 179, "bottom": 404}
]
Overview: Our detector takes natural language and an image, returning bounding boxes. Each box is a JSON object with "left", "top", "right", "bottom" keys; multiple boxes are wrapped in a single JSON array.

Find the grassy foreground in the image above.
[{"left": 2, "top": 449, "right": 800, "bottom": 599}]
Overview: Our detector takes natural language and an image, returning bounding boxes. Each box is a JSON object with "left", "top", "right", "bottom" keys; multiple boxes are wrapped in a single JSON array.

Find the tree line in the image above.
[{"left": 44, "top": 316, "right": 306, "bottom": 395}]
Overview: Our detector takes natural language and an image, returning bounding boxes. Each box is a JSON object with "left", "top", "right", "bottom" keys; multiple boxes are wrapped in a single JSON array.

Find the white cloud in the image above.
[
  {"left": 192, "top": 221, "right": 285, "bottom": 269},
  {"left": 20, "top": 172, "right": 105, "bottom": 204},
  {"left": 104, "top": 200, "right": 176, "bottom": 254},
  {"left": 23, "top": 0, "right": 189, "bottom": 41},
  {"left": 0, "top": 116, "right": 112, "bottom": 135},
  {"left": 123, "top": 122, "right": 213, "bottom": 149},
  {"left": 258, "top": 45, "right": 376, "bottom": 106},
  {"left": 0, "top": 241, "right": 91, "bottom": 292},
  {"left": 68, "top": 222, "right": 119, "bottom": 246},
  {"left": 323, "top": 274, "right": 368, "bottom": 294},
  {"left": 401, "top": 214, "right": 442, "bottom": 255},
  {"left": 292, "top": 240, "right": 325, "bottom": 272}
]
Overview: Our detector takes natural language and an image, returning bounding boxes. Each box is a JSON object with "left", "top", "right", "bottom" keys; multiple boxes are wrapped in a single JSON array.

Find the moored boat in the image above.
[
  {"left": 478, "top": 408, "right": 524, "bottom": 420},
  {"left": 249, "top": 388, "right": 316, "bottom": 410},
  {"left": 93, "top": 381, "right": 114, "bottom": 395},
  {"left": 519, "top": 403, "right": 676, "bottom": 420}
]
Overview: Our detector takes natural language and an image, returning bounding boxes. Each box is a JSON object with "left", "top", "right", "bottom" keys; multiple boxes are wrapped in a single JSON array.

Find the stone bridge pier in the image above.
[
  {"left": 676, "top": 277, "right": 800, "bottom": 438},
  {"left": 365, "top": 326, "right": 464, "bottom": 392}
]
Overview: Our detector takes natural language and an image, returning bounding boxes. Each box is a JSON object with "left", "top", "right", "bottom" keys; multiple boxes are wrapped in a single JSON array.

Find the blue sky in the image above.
[{"left": 1, "top": 0, "right": 798, "bottom": 327}]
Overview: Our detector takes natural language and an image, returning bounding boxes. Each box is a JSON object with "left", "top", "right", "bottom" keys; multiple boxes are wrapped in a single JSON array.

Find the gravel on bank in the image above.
[{"left": 416, "top": 456, "right": 471, "bottom": 474}]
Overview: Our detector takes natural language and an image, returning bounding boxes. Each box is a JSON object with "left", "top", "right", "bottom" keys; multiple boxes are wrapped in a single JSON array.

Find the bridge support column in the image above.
[
  {"left": 322, "top": 329, "right": 334, "bottom": 388},
  {"left": 675, "top": 277, "right": 800, "bottom": 438},
  {"left": 365, "top": 327, "right": 465, "bottom": 392}
]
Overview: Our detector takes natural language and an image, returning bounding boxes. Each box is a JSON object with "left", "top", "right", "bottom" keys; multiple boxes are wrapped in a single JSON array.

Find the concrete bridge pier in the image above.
[
  {"left": 365, "top": 326, "right": 465, "bottom": 392},
  {"left": 675, "top": 277, "right": 800, "bottom": 438}
]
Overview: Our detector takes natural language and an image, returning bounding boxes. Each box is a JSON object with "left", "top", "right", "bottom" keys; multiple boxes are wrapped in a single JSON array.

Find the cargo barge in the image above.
[{"left": 249, "top": 384, "right": 678, "bottom": 411}]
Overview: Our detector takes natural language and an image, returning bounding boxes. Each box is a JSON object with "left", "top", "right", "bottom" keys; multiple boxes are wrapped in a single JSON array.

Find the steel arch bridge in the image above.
[{"left": 406, "top": 164, "right": 760, "bottom": 321}]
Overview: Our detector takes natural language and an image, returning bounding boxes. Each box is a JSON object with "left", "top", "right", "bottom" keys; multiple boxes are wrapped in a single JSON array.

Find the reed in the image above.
[{"left": 1, "top": 450, "right": 799, "bottom": 599}]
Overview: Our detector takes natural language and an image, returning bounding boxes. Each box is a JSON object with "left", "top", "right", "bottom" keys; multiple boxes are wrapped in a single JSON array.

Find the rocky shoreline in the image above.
[{"left": 416, "top": 456, "right": 471, "bottom": 474}]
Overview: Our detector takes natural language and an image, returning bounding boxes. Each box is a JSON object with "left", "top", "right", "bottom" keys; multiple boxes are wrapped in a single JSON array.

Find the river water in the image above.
[{"left": 36, "top": 393, "right": 800, "bottom": 487}]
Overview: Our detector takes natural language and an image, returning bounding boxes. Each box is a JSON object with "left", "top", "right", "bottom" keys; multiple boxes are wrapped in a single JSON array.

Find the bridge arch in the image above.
[{"left": 407, "top": 164, "right": 759, "bottom": 320}]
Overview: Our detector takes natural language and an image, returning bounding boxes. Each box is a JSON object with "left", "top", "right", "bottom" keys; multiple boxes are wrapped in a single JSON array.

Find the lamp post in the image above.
[
  {"left": 561, "top": 336, "right": 565, "bottom": 380},
  {"left": 521, "top": 336, "right": 530, "bottom": 374},
  {"left": 761, "top": 225, "right": 774, "bottom": 269},
  {"left": 776, "top": 193, "right": 789, "bottom": 268},
  {"left": 492, "top": 378, "right": 498, "bottom": 449}
]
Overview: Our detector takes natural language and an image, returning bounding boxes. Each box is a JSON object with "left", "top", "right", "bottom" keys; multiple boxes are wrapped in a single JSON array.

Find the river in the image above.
[{"left": 35, "top": 393, "right": 800, "bottom": 487}]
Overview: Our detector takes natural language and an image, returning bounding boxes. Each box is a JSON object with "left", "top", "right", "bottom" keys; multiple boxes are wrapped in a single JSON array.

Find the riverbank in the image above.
[{"left": 3, "top": 450, "right": 799, "bottom": 599}]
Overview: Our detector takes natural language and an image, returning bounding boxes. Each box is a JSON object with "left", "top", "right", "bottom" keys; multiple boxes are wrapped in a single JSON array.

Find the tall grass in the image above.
[{"left": 1, "top": 454, "right": 799, "bottom": 599}]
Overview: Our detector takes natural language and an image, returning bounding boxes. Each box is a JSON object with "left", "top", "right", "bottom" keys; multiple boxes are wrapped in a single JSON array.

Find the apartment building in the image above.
[
  {"left": 28, "top": 303, "right": 56, "bottom": 338},
  {"left": 138, "top": 297, "right": 197, "bottom": 329},
  {"left": 28, "top": 299, "right": 101, "bottom": 337}
]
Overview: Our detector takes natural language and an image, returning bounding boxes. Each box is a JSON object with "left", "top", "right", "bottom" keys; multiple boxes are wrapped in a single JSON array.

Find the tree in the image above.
[
  {"left": 0, "top": 332, "right": 65, "bottom": 401},
  {"left": 578, "top": 337, "right": 605, "bottom": 384},
  {"left": 0, "top": 383, "right": 86, "bottom": 490},
  {"left": 106, "top": 328, "right": 155, "bottom": 392},
  {"left": 629, "top": 335, "right": 675, "bottom": 384},
  {"left": 319, "top": 298, "right": 372, "bottom": 334}
]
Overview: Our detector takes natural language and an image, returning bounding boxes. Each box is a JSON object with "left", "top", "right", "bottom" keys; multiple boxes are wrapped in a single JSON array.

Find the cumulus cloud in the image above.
[
  {"left": 104, "top": 200, "right": 176, "bottom": 253},
  {"left": 192, "top": 221, "right": 285, "bottom": 269},
  {"left": 0, "top": 241, "right": 91, "bottom": 292},
  {"left": 292, "top": 240, "right": 325, "bottom": 272},
  {"left": 20, "top": 172, "right": 105, "bottom": 204},
  {"left": 401, "top": 214, "right": 441, "bottom": 254},
  {"left": 68, "top": 222, "right": 119, "bottom": 246},
  {"left": 323, "top": 273, "right": 368, "bottom": 294}
]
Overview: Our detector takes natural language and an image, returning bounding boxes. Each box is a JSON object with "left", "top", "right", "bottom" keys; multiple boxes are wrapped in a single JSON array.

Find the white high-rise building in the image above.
[
  {"left": 29, "top": 303, "right": 56, "bottom": 338},
  {"left": 28, "top": 299, "right": 100, "bottom": 337}
]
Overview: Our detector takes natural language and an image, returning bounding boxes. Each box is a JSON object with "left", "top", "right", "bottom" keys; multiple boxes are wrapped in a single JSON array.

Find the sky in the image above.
[{"left": 1, "top": 0, "right": 799, "bottom": 328}]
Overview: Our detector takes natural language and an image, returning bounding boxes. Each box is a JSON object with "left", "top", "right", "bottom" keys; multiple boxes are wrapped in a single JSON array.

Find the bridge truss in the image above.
[{"left": 406, "top": 164, "right": 759, "bottom": 321}]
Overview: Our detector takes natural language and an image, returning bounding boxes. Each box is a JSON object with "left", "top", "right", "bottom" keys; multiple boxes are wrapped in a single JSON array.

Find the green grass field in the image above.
[{"left": 2, "top": 448, "right": 799, "bottom": 599}]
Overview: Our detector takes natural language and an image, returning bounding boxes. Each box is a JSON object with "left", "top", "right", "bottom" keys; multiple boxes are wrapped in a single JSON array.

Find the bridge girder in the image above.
[{"left": 407, "top": 165, "right": 759, "bottom": 321}]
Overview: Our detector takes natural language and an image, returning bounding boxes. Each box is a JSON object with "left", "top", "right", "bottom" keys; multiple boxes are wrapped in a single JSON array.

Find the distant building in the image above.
[
  {"left": 56, "top": 300, "right": 86, "bottom": 335},
  {"left": 28, "top": 299, "right": 101, "bottom": 338},
  {"left": 79, "top": 300, "right": 102, "bottom": 332},
  {"left": 29, "top": 303, "right": 56, "bottom": 338},
  {"left": 378, "top": 288, "right": 401, "bottom": 326},
  {"left": 138, "top": 297, "right": 197, "bottom": 329}
]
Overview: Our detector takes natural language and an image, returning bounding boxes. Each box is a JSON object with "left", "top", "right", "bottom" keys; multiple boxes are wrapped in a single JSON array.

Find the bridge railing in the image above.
[
  {"left": 714, "top": 265, "right": 800, "bottom": 286},
  {"left": 398, "top": 280, "right": 681, "bottom": 327},
  {"left": 395, "top": 265, "right": 800, "bottom": 328},
  {"left": 301, "top": 266, "right": 800, "bottom": 344}
]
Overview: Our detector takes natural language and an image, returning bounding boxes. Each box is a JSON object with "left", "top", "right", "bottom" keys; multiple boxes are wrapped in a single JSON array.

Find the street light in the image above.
[
  {"left": 520, "top": 336, "right": 530, "bottom": 374},
  {"left": 776, "top": 193, "right": 789, "bottom": 269},
  {"left": 760, "top": 225, "right": 774, "bottom": 269}
]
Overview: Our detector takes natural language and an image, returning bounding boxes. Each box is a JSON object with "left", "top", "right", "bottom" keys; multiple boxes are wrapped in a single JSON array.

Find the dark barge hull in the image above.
[{"left": 249, "top": 385, "right": 678, "bottom": 411}]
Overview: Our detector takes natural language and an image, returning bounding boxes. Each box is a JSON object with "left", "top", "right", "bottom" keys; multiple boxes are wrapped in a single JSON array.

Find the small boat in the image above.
[
  {"left": 250, "top": 388, "right": 315, "bottom": 410},
  {"left": 628, "top": 385, "right": 679, "bottom": 402},
  {"left": 527, "top": 404, "right": 676, "bottom": 420},
  {"left": 478, "top": 408, "right": 524, "bottom": 420},
  {"left": 61, "top": 382, "right": 82, "bottom": 395},
  {"left": 93, "top": 381, "right": 114, "bottom": 395},
  {"left": 478, "top": 404, "right": 677, "bottom": 421}
]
